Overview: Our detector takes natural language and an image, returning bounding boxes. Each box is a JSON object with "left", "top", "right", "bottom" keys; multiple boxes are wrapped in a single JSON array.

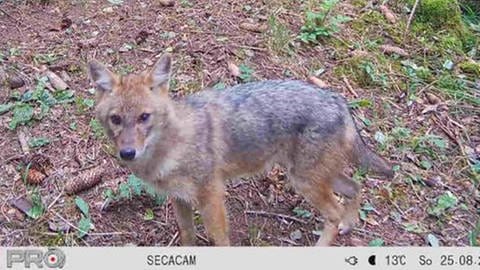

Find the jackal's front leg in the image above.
[
  {"left": 172, "top": 198, "right": 196, "bottom": 245},
  {"left": 197, "top": 179, "right": 230, "bottom": 246}
]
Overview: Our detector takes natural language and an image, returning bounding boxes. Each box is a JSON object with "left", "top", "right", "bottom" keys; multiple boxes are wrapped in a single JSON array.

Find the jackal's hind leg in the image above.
[
  {"left": 290, "top": 175, "right": 343, "bottom": 246},
  {"left": 332, "top": 173, "right": 361, "bottom": 235}
]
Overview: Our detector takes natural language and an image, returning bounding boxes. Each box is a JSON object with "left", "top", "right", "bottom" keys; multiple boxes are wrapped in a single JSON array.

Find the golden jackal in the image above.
[{"left": 88, "top": 54, "right": 393, "bottom": 246}]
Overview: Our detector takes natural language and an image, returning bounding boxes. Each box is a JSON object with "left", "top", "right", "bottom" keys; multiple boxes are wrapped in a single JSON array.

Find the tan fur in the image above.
[{"left": 88, "top": 54, "right": 393, "bottom": 246}]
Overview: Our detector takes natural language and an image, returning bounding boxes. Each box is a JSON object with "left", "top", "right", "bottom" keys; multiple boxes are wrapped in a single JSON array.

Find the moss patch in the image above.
[
  {"left": 459, "top": 61, "right": 480, "bottom": 76},
  {"left": 416, "top": 0, "right": 463, "bottom": 29}
]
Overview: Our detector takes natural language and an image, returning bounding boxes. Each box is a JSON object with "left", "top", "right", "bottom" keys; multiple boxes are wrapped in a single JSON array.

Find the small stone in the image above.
[
  {"left": 143, "top": 58, "right": 154, "bottom": 66},
  {"left": 424, "top": 175, "right": 442, "bottom": 187},
  {"left": 103, "top": 7, "right": 114, "bottom": 13},
  {"left": 290, "top": 229, "right": 302, "bottom": 240},
  {"left": 244, "top": 49, "right": 255, "bottom": 58}
]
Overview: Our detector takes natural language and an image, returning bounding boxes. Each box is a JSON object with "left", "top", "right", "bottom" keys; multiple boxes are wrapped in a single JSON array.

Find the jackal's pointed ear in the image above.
[
  {"left": 149, "top": 53, "right": 172, "bottom": 96},
  {"left": 88, "top": 60, "right": 116, "bottom": 96}
]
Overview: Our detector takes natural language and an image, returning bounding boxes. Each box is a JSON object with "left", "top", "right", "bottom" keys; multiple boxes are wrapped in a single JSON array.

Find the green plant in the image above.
[
  {"left": 107, "top": 0, "right": 123, "bottom": 4},
  {"left": 27, "top": 188, "right": 44, "bottom": 219},
  {"left": 213, "top": 82, "right": 226, "bottom": 90},
  {"left": 180, "top": 0, "right": 192, "bottom": 8},
  {"left": 28, "top": 137, "right": 50, "bottom": 148},
  {"left": 348, "top": 98, "right": 373, "bottom": 109},
  {"left": 89, "top": 118, "right": 104, "bottom": 139},
  {"left": 0, "top": 76, "right": 75, "bottom": 129},
  {"left": 403, "top": 221, "right": 427, "bottom": 233},
  {"left": 144, "top": 208, "right": 155, "bottom": 221},
  {"left": 268, "top": 15, "right": 293, "bottom": 55},
  {"left": 299, "top": 0, "right": 351, "bottom": 43},
  {"left": 437, "top": 74, "right": 479, "bottom": 105},
  {"left": 69, "top": 122, "right": 77, "bottom": 131},
  {"left": 75, "top": 196, "right": 93, "bottom": 238},
  {"left": 369, "top": 238, "right": 385, "bottom": 246},
  {"left": 75, "top": 97, "right": 95, "bottom": 113},
  {"left": 469, "top": 220, "right": 480, "bottom": 246},
  {"left": 239, "top": 64, "right": 254, "bottom": 82},
  {"left": 33, "top": 53, "right": 57, "bottom": 65},
  {"left": 9, "top": 47, "right": 21, "bottom": 57},
  {"left": 358, "top": 202, "right": 376, "bottom": 222},
  {"left": 102, "top": 174, "right": 167, "bottom": 207},
  {"left": 428, "top": 191, "right": 458, "bottom": 217},
  {"left": 9, "top": 104, "right": 34, "bottom": 130},
  {"left": 352, "top": 167, "right": 368, "bottom": 182},
  {"left": 360, "top": 61, "right": 388, "bottom": 88},
  {"left": 118, "top": 64, "right": 134, "bottom": 75},
  {"left": 292, "top": 207, "right": 312, "bottom": 218}
]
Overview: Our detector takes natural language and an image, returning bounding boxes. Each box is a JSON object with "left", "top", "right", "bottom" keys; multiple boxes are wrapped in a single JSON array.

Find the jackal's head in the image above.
[{"left": 87, "top": 54, "right": 174, "bottom": 162}]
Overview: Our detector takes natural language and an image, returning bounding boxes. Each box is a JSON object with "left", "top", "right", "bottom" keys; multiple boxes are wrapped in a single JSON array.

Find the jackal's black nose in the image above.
[{"left": 119, "top": 148, "right": 136, "bottom": 160}]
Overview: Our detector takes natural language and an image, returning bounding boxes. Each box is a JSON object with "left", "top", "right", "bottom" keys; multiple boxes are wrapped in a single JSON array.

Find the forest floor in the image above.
[{"left": 0, "top": 0, "right": 479, "bottom": 246}]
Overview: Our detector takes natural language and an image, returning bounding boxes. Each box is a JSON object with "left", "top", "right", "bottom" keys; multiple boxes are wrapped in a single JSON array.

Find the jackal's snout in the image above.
[{"left": 119, "top": 148, "right": 136, "bottom": 161}]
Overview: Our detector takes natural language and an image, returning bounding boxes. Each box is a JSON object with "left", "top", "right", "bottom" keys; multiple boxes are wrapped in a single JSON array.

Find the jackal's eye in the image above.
[
  {"left": 110, "top": 114, "right": 122, "bottom": 125},
  {"left": 138, "top": 113, "right": 150, "bottom": 123}
]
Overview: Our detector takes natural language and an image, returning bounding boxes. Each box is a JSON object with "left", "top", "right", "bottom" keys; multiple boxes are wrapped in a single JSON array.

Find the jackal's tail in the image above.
[{"left": 352, "top": 135, "right": 394, "bottom": 179}]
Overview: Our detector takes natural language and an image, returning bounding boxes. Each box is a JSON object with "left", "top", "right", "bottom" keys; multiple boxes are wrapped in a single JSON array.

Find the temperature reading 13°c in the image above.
[{"left": 386, "top": 255, "right": 407, "bottom": 266}]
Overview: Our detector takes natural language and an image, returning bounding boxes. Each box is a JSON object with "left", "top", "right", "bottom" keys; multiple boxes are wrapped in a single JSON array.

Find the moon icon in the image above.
[{"left": 368, "top": 255, "right": 376, "bottom": 265}]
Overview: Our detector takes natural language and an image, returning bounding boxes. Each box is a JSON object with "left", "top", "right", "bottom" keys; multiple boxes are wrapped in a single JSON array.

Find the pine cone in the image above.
[
  {"left": 24, "top": 153, "right": 54, "bottom": 176},
  {"left": 65, "top": 167, "right": 104, "bottom": 195},
  {"left": 27, "top": 168, "right": 46, "bottom": 185}
]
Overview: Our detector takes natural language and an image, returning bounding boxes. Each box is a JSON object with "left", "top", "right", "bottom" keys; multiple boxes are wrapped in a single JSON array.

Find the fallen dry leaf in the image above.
[
  {"left": 10, "top": 197, "right": 33, "bottom": 217},
  {"left": 379, "top": 44, "right": 409, "bottom": 57},
  {"left": 49, "top": 220, "right": 71, "bottom": 233},
  {"left": 239, "top": 22, "right": 268, "bottom": 33},
  {"left": 350, "top": 49, "right": 370, "bottom": 58},
  {"left": 308, "top": 76, "right": 329, "bottom": 88},
  {"left": 17, "top": 129, "right": 30, "bottom": 154},
  {"left": 77, "top": 38, "right": 98, "bottom": 49},
  {"left": 425, "top": 92, "right": 441, "bottom": 105},
  {"left": 365, "top": 215, "right": 379, "bottom": 226},
  {"left": 8, "top": 75, "right": 25, "bottom": 89},
  {"left": 6, "top": 207, "right": 25, "bottom": 221},
  {"left": 45, "top": 70, "right": 68, "bottom": 90},
  {"left": 422, "top": 103, "right": 448, "bottom": 114},
  {"left": 379, "top": 5, "right": 396, "bottom": 24},
  {"left": 227, "top": 62, "right": 241, "bottom": 77},
  {"left": 158, "top": 0, "right": 175, "bottom": 7}
]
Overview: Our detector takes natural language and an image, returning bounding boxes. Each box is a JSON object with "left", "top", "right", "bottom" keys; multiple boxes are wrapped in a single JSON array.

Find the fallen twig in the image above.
[
  {"left": 53, "top": 211, "right": 128, "bottom": 236},
  {"left": 404, "top": 0, "right": 420, "bottom": 40},
  {"left": 245, "top": 210, "right": 307, "bottom": 224},
  {"left": 167, "top": 231, "right": 179, "bottom": 247},
  {"left": 342, "top": 76, "right": 359, "bottom": 98},
  {"left": 0, "top": 7, "right": 22, "bottom": 32}
]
